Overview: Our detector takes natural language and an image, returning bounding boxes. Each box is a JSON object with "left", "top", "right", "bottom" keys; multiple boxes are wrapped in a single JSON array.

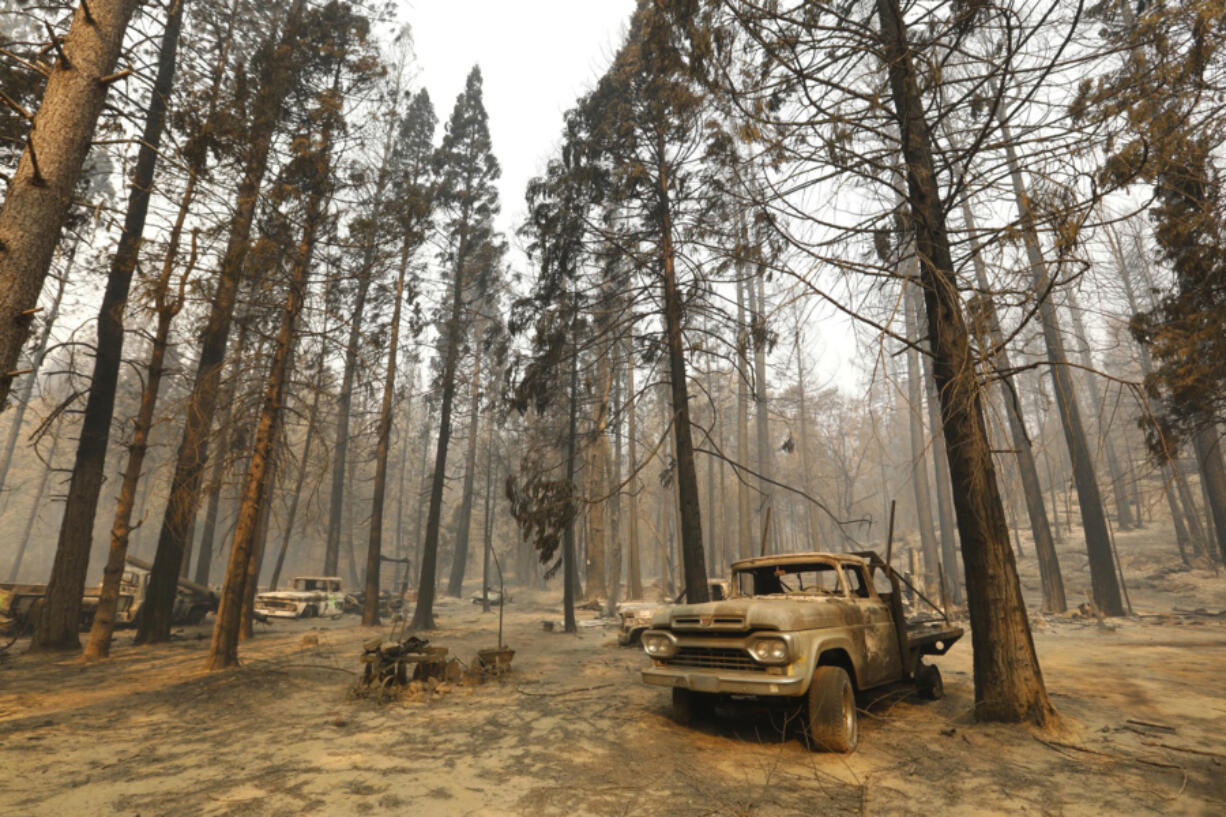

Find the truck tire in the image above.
[
  {"left": 804, "top": 666, "right": 858, "bottom": 753},
  {"left": 304, "top": 604, "right": 318, "bottom": 618},
  {"left": 671, "top": 688, "right": 714, "bottom": 726},
  {"left": 916, "top": 664, "right": 943, "bottom": 700}
]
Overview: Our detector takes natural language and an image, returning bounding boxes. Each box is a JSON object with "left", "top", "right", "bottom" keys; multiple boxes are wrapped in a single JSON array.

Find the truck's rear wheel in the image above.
[
  {"left": 671, "top": 688, "right": 713, "bottom": 726},
  {"left": 304, "top": 605, "right": 318, "bottom": 618},
  {"left": 916, "top": 664, "right": 943, "bottom": 700},
  {"left": 804, "top": 666, "right": 858, "bottom": 753}
]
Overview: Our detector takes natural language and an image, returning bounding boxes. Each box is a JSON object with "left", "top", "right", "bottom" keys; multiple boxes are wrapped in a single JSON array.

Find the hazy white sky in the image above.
[
  {"left": 401, "top": 1, "right": 863, "bottom": 392},
  {"left": 407, "top": 1, "right": 635, "bottom": 244}
]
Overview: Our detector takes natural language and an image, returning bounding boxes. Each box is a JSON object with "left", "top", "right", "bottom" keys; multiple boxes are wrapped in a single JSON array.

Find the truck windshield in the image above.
[{"left": 734, "top": 562, "right": 845, "bottom": 597}]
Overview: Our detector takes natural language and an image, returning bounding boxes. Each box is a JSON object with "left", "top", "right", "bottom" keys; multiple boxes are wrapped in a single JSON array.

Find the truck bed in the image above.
[{"left": 905, "top": 621, "right": 963, "bottom": 657}]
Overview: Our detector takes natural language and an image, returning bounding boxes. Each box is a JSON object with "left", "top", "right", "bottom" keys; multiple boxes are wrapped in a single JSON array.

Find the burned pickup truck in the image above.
[
  {"left": 254, "top": 576, "right": 344, "bottom": 619},
  {"left": 0, "top": 556, "right": 217, "bottom": 636},
  {"left": 640, "top": 551, "right": 961, "bottom": 752}
]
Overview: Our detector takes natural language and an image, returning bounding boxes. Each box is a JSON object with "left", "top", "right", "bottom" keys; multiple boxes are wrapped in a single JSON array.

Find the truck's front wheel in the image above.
[
  {"left": 671, "top": 688, "right": 714, "bottom": 726},
  {"left": 804, "top": 666, "right": 858, "bottom": 753}
]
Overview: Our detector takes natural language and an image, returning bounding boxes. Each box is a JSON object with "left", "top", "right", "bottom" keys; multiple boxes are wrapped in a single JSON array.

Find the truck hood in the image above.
[{"left": 654, "top": 596, "right": 859, "bottom": 633}]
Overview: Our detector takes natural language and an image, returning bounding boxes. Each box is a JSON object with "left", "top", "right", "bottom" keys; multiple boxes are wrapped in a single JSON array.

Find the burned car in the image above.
[
  {"left": 254, "top": 576, "right": 344, "bottom": 619},
  {"left": 617, "top": 578, "right": 730, "bottom": 646},
  {"left": 640, "top": 551, "right": 961, "bottom": 752}
]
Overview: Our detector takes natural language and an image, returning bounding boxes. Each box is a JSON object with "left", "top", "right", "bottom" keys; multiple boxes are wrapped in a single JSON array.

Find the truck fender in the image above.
[{"left": 805, "top": 635, "right": 864, "bottom": 691}]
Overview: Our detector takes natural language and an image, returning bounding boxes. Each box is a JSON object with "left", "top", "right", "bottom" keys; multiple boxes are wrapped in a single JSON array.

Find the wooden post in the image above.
[
  {"left": 884, "top": 499, "right": 897, "bottom": 567},
  {"left": 758, "top": 506, "right": 772, "bottom": 557}
]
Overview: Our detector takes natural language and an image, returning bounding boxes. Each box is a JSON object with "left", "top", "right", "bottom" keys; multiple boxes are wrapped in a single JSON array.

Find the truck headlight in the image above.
[
  {"left": 748, "top": 636, "right": 790, "bottom": 665},
  {"left": 641, "top": 631, "right": 677, "bottom": 658}
]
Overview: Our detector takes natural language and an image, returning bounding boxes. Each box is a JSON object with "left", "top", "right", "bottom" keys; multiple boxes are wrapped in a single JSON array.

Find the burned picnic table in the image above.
[{"left": 359, "top": 635, "right": 458, "bottom": 692}]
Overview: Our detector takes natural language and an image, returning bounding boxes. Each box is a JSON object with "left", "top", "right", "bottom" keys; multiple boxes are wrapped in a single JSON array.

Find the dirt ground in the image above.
[{"left": 2, "top": 521, "right": 1225, "bottom": 817}]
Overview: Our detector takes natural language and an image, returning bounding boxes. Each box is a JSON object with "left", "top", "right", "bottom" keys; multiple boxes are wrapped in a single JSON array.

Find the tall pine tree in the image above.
[{"left": 410, "top": 66, "right": 502, "bottom": 630}]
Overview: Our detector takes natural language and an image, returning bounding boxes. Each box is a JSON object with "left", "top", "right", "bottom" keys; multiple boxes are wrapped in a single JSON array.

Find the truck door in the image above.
[{"left": 844, "top": 565, "right": 901, "bottom": 686}]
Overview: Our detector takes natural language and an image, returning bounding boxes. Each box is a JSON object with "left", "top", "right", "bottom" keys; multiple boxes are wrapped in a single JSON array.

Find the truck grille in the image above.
[
  {"left": 258, "top": 599, "right": 297, "bottom": 611},
  {"left": 663, "top": 646, "right": 764, "bottom": 672},
  {"left": 671, "top": 615, "right": 746, "bottom": 628}
]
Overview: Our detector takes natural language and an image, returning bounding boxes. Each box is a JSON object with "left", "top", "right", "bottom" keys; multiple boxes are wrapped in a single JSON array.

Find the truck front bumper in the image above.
[
  {"left": 255, "top": 608, "right": 303, "bottom": 619},
  {"left": 642, "top": 666, "right": 807, "bottom": 696}
]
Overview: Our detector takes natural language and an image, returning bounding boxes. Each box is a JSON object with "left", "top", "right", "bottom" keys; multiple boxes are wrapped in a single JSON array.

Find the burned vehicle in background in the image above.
[
  {"left": 119, "top": 556, "right": 218, "bottom": 626},
  {"left": 254, "top": 576, "right": 344, "bottom": 619},
  {"left": 1, "top": 555, "right": 217, "bottom": 635},
  {"left": 617, "top": 578, "right": 730, "bottom": 646},
  {"left": 640, "top": 551, "right": 961, "bottom": 752}
]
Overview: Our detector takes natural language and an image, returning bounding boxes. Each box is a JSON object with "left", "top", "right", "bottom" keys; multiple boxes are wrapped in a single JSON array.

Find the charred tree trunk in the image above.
[
  {"left": 84, "top": 225, "right": 198, "bottom": 661},
  {"left": 480, "top": 428, "right": 494, "bottom": 612},
  {"left": 392, "top": 376, "right": 413, "bottom": 593},
  {"left": 1192, "top": 428, "right": 1226, "bottom": 565},
  {"left": 409, "top": 225, "right": 470, "bottom": 630},
  {"left": 958, "top": 191, "right": 1065, "bottom": 611},
  {"left": 606, "top": 351, "right": 624, "bottom": 615},
  {"left": 704, "top": 388, "right": 716, "bottom": 565},
  {"left": 970, "top": 296, "right": 1067, "bottom": 612},
  {"left": 793, "top": 331, "right": 822, "bottom": 550},
  {"left": 656, "top": 139, "right": 708, "bottom": 605},
  {"left": 446, "top": 336, "right": 483, "bottom": 598},
  {"left": 561, "top": 317, "right": 580, "bottom": 633},
  {"left": 876, "top": 0, "right": 1053, "bottom": 722},
  {"left": 1066, "top": 294, "right": 1134, "bottom": 530},
  {"left": 363, "top": 237, "right": 412, "bottom": 625},
  {"left": 1199, "top": 461, "right": 1219, "bottom": 551},
  {"left": 240, "top": 442, "right": 279, "bottom": 640},
  {"left": 586, "top": 443, "right": 608, "bottom": 601},
  {"left": 33, "top": 0, "right": 187, "bottom": 650},
  {"left": 324, "top": 280, "right": 371, "bottom": 577},
  {"left": 903, "top": 279, "right": 940, "bottom": 590},
  {"left": 344, "top": 449, "right": 360, "bottom": 588},
  {"left": 325, "top": 129, "right": 397, "bottom": 578},
  {"left": 140, "top": 0, "right": 308, "bottom": 644},
  {"left": 411, "top": 405, "right": 433, "bottom": 587},
  {"left": 916, "top": 291, "right": 962, "bottom": 603},
  {"left": 0, "top": 0, "right": 142, "bottom": 408},
  {"left": 207, "top": 109, "right": 325, "bottom": 668},
  {"left": 269, "top": 371, "right": 322, "bottom": 590},
  {"left": 750, "top": 269, "right": 773, "bottom": 554},
  {"left": 192, "top": 358, "right": 239, "bottom": 588},
  {"left": 736, "top": 269, "right": 752, "bottom": 560},
  {"left": 209, "top": 340, "right": 293, "bottom": 669},
  {"left": 585, "top": 343, "right": 613, "bottom": 601},
  {"left": 625, "top": 342, "right": 643, "bottom": 599},
  {"left": 997, "top": 119, "right": 1124, "bottom": 616},
  {"left": 1164, "top": 476, "right": 1193, "bottom": 564}
]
